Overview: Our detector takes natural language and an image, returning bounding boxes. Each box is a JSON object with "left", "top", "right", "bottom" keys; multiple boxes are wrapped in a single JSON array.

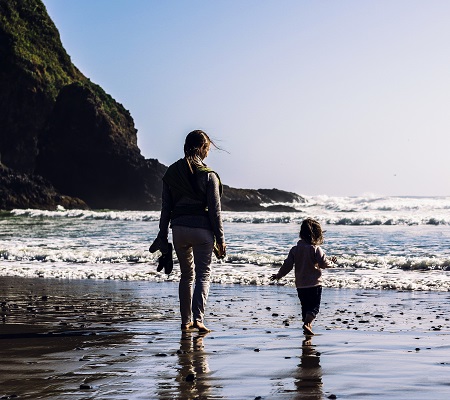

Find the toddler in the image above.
[{"left": 271, "top": 218, "right": 336, "bottom": 335}]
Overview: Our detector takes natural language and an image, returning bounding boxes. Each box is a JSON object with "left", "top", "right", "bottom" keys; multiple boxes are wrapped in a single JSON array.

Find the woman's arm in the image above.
[
  {"left": 206, "top": 173, "right": 225, "bottom": 245},
  {"left": 158, "top": 181, "right": 173, "bottom": 240}
]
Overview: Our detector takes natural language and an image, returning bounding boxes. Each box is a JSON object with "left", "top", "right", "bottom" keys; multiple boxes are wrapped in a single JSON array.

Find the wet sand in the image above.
[{"left": 1, "top": 276, "right": 450, "bottom": 399}]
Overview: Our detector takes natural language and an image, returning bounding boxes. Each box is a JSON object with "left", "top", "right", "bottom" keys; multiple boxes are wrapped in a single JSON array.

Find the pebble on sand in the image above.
[{"left": 80, "top": 384, "right": 93, "bottom": 390}]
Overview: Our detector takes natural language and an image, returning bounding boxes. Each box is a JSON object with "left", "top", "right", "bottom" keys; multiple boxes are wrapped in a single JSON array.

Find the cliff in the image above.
[
  {"left": 35, "top": 81, "right": 166, "bottom": 210},
  {"left": 0, "top": 0, "right": 304, "bottom": 211},
  {"left": 0, "top": 0, "right": 166, "bottom": 210}
]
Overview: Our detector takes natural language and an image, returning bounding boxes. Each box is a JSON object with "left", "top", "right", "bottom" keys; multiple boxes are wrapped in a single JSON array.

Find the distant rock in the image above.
[
  {"left": 221, "top": 186, "right": 304, "bottom": 211},
  {"left": 257, "top": 188, "right": 304, "bottom": 203}
]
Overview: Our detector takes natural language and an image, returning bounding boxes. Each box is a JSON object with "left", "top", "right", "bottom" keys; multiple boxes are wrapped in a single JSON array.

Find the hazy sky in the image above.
[{"left": 43, "top": 0, "right": 450, "bottom": 197}]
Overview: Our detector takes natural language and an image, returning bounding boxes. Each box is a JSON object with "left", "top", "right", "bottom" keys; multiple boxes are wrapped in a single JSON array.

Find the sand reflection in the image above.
[
  {"left": 294, "top": 338, "right": 323, "bottom": 399},
  {"left": 174, "top": 331, "right": 211, "bottom": 400}
]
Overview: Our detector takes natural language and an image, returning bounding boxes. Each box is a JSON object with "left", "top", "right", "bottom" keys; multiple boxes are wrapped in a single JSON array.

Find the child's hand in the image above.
[
  {"left": 270, "top": 274, "right": 279, "bottom": 281},
  {"left": 331, "top": 256, "right": 338, "bottom": 264}
]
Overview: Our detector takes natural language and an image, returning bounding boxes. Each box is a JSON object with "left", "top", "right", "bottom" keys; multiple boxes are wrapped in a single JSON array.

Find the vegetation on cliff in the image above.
[{"left": 0, "top": 0, "right": 81, "bottom": 99}]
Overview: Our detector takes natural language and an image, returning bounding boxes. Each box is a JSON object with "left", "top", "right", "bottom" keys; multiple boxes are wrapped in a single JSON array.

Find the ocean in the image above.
[{"left": 1, "top": 195, "right": 450, "bottom": 291}]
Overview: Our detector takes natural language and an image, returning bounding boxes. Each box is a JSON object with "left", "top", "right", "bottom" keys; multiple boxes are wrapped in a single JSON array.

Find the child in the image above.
[{"left": 271, "top": 218, "right": 336, "bottom": 336}]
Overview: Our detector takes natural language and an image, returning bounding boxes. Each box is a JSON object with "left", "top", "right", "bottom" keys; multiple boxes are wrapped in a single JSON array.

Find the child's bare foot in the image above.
[
  {"left": 303, "top": 323, "right": 314, "bottom": 336},
  {"left": 181, "top": 322, "right": 193, "bottom": 331},
  {"left": 193, "top": 320, "right": 211, "bottom": 333}
]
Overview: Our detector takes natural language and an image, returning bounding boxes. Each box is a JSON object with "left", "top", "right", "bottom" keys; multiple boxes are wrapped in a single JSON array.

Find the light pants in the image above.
[{"left": 172, "top": 226, "right": 214, "bottom": 325}]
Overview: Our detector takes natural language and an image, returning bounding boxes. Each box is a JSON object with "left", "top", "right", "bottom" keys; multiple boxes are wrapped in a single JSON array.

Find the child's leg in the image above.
[
  {"left": 296, "top": 288, "right": 306, "bottom": 322},
  {"left": 297, "top": 286, "right": 322, "bottom": 320},
  {"left": 297, "top": 286, "right": 322, "bottom": 334}
]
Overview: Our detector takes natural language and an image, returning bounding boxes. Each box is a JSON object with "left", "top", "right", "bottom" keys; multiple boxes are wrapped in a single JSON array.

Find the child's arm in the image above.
[
  {"left": 315, "top": 246, "right": 337, "bottom": 269},
  {"left": 270, "top": 246, "right": 295, "bottom": 280}
]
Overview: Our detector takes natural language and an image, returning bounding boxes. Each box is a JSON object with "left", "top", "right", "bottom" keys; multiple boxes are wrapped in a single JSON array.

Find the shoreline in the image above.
[{"left": 1, "top": 277, "right": 449, "bottom": 399}]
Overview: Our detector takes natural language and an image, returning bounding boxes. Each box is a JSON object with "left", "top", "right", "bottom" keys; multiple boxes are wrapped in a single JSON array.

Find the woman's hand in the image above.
[
  {"left": 218, "top": 242, "right": 226, "bottom": 258},
  {"left": 270, "top": 274, "right": 279, "bottom": 281},
  {"left": 214, "top": 242, "right": 227, "bottom": 259}
]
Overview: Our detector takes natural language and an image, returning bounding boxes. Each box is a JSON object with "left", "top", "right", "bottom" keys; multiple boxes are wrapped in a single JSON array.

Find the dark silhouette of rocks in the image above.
[
  {"left": 0, "top": 164, "right": 87, "bottom": 210},
  {"left": 0, "top": 0, "right": 304, "bottom": 211},
  {"left": 221, "top": 186, "right": 304, "bottom": 211}
]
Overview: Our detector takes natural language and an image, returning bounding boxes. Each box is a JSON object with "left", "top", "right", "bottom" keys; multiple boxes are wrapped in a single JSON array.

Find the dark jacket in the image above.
[{"left": 158, "top": 158, "right": 224, "bottom": 244}]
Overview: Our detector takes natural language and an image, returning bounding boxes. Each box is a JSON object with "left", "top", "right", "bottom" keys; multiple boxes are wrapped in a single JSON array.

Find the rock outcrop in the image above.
[
  {"left": 0, "top": 0, "right": 304, "bottom": 211},
  {"left": 221, "top": 186, "right": 304, "bottom": 211},
  {"left": 0, "top": 164, "right": 88, "bottom": 210}
]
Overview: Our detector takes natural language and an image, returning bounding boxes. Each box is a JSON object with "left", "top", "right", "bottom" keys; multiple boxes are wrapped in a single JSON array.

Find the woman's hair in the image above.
[
  {"left": 184, "top": 130, "right": 216, "bottom": 172},
  {"left": 300, "top": 218, "right": 324, "bottom": 245}
]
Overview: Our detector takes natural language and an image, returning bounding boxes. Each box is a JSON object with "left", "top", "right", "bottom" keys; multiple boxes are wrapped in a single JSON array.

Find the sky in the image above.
[{"left": 42, "top": 0, "right": 450, "bottom": 197}]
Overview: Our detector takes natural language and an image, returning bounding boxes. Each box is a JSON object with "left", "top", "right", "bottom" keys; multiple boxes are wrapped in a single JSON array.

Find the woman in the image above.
[{"left": 151, "top": 130, "right": 226, "bottom": 332}]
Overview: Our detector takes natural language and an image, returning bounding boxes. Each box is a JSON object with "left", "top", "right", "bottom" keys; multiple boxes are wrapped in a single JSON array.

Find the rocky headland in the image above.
[{"left": 0, "top": 0, "right": 304, "bottom": 212}]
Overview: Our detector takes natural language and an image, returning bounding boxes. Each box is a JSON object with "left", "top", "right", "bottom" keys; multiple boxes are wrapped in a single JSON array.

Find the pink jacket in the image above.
[{"left": 276, "top": 239, "right": 334, "bottom": 288}]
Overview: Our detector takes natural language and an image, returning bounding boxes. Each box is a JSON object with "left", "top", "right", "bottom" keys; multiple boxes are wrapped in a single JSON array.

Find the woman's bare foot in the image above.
[
  {"left": 193, "top": 320, "right": 211, "bottom": 333},
  {"left": 181, "top": 322, "right": 193, "bottom": 331}
]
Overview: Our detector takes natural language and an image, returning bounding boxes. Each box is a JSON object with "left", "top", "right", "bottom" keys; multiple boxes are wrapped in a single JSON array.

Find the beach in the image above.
[{"left": 1, "top": 277, "right": 449, "bottom": 399}]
